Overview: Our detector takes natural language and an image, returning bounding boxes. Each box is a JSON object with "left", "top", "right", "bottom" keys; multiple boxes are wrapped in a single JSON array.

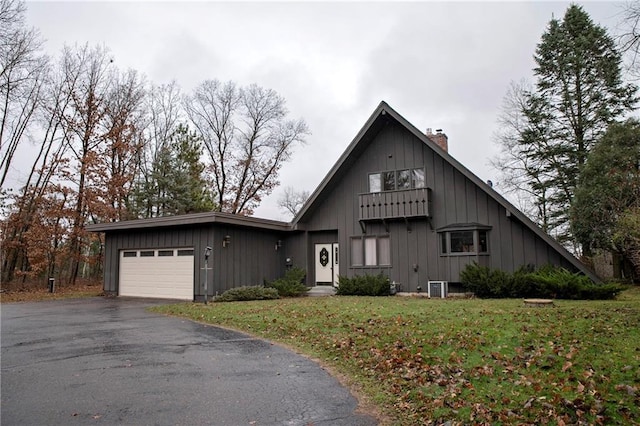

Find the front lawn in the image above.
[{"left": 150, "top": 288, "right": 640, "bottom": 425}]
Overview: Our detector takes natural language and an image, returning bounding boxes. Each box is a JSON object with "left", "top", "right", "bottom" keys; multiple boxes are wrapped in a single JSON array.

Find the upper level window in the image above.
[
  {"left": 368, "top": 168, "right": 425, "bottom": 193},
  {"left": 412, "top": 169, "right": 425, "bottom": 188},
  {"left": 439, "top": 227, "right": 490, "bottom": 255},
  {"left": 369, "top": 174, "right": 381, "bottom": 193},
  {"left": 383, "top": 171, "right": 395, "bottom": 191},
  {"left": 397, "top": 169, "right": 411, "bottom": 189}
]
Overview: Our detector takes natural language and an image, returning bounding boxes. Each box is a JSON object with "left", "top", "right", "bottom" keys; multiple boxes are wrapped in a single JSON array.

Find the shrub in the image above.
[
  {"left": 460, "top": 262, "right": 625, "bottom": 300},
  {"left": 266, "top": 267, "right": 308, "bottom": 297},
  {"left": 336, "top": 273, "right": 390, "bottom": 296},
  {"left": 215, "top": 286, "right": 279, "bottom": 302},
  {"left": 459, "top": 263, "right": 511, "bottom": 298}
]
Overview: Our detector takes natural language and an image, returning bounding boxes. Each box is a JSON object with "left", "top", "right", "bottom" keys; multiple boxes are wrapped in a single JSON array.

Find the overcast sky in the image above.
[{"left": 21, "top": 0, "right": 629, "bottom": 221}]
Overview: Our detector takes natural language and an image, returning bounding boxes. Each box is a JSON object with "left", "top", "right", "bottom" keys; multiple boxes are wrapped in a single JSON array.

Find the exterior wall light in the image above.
[
  {"left": 222, "top": 235, "right": 231, "bottom": 248},
  {"left": 275, "top": 240, "right": 283, "bottom": 250}
]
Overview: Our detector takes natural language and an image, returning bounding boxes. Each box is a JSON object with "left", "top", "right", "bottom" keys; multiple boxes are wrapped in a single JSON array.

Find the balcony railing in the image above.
[{"left": 358, "top": 188, "right": 431, "bottom": 221}]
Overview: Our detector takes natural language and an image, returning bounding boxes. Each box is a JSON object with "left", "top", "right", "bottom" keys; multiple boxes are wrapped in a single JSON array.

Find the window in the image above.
[
  {"left": 382, "top": 171, "right": 395, "bottom": 191},
  {"left": 478, "top": 231, "right": 488, "bottom": 253},
  {"left": 140, "top": 250, "right": 155, "bottom": 257},
  {"left": 368, "top": 168, "right": 425, "bottom": 192},
  {"left": 177, "top": 249, "right": 194, "bottom": 256},
  {"left": 350, "top": 238, "right": 363, "bottom": 266},
  {"left": 123, "top": 251, "right": 137, "bottom": 258},
  {"left": 440, "top": 228, "right": 490, "bottom": 255},
  {"left": 412, "top": 169, "right": 425, "bottom": 188},
  {"left": 351, "top": 235, "right": 391, "bottom": 266},
  {"left": 369, "top": 173, "right": 381, "bottom": 193},
  {"left": 450, "top": 231, "right": 475, "bottom": 253},
  {"left": 397, "top": 169, "right": 411, "bottom": 189},
  {"left": 158, "top": 250, "right": 174, "bottom": 257},
  {"left": 378, "top": 236, "right": 391, "bottom": 265},
  {"left": 364, "top": 237, "right": 377, "bottom": 266}
]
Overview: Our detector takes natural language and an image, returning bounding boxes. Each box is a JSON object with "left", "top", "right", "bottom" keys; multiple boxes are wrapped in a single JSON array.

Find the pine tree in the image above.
[
  {"left": 497, "top": 5, "right": 637, "bottom": 252},
  {"left": 129, "top": 124, "right": 214, "bottom": 217}
]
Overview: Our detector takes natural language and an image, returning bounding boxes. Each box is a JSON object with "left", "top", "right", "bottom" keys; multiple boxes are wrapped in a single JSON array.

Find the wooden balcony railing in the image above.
[{"left": 358, "top": 188, "right": 431, "bottom": 221}]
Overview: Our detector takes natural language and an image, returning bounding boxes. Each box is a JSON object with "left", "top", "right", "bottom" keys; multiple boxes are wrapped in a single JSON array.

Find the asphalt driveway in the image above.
[{"left": 1, "top": 297, "right": 378, "bottom": 426}]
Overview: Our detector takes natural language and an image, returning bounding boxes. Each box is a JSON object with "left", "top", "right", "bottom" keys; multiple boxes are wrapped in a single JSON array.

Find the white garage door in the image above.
[{"left": 119, "top": 248, "right": 194, "bottom": 300}]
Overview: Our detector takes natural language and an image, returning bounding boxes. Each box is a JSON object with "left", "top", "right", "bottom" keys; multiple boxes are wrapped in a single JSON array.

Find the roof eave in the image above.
[{"left": 86, "top": 211, "right": 292, "bottom": 233}]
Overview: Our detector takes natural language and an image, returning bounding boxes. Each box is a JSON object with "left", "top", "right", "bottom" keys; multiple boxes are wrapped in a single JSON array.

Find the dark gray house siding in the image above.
[
  {"left": 291, "top": 101, "right": 598, "bottom": 288},
  {"left": 89, "top": 101, "right": 599, "bottom": 299},
  {"left": 211, "top": 225, "right": 287, "bottom": 294},
  {"left": 93, "top": 213, "right": 289, "bottom": 299}
]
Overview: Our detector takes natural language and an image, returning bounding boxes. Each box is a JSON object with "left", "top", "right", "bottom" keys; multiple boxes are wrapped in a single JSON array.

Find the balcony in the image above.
[{"left": 358, "top": 188, "right": 431, "bottom": 228}]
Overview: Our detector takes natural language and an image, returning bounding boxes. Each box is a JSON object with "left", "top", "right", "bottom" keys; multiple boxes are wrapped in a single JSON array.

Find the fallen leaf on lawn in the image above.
[{"left": 615, "top": 384, "right": 636, "bottom": 396}]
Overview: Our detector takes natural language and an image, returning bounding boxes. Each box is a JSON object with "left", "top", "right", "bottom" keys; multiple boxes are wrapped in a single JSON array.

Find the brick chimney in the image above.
[{"left": 426, "top": 128, "right": 448, "bottom": 152}]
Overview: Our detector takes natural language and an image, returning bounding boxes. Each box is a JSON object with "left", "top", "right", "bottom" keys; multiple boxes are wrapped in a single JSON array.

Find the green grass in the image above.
[{"left": 150, "top": 288, "right": 640, "bottom": 425}]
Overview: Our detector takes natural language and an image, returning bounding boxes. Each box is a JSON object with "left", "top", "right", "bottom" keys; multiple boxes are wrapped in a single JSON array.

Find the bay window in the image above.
[{"left": 439, "top": 227, "right": 490, "bottom": 255}]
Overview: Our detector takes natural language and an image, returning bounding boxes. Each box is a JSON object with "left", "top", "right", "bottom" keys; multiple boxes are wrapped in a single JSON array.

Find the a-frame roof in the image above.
[{"left": 293, "top": 101, "right": 600, "bottom": 282}]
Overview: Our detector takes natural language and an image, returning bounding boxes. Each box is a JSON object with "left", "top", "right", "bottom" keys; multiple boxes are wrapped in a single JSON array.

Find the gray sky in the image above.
[{"left": 22, "top": 0, "right": 627, "bottom": 220}]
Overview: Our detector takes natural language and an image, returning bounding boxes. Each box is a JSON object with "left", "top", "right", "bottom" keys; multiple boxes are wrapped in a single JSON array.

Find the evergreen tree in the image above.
[
  {"left": 130, "top": 124, "right": 215, "bottom": 217},
  {"left": 496, "top": 5, "right": 637, "bottom": 252},
  {"left": 571, "top": 119, "right": 640, "bottom": 281}
]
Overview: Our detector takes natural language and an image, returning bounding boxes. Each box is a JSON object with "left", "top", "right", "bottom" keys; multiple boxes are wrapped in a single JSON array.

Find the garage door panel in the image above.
[{"left": 120, "top": 249, "right": 194, "bottom": 300}]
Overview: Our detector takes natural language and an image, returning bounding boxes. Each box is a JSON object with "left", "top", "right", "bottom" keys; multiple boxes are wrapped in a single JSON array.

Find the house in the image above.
[{"left": 87, "top": 101, "right": 599, "bottom": 300}]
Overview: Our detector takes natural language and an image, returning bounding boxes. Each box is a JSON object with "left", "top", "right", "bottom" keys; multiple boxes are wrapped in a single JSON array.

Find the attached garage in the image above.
[
  {"left": 119, "top": 248, "right": 194, "bottom": 300},
  {"left": 87, "top": 212, "right": 296, "bottom": 300}
]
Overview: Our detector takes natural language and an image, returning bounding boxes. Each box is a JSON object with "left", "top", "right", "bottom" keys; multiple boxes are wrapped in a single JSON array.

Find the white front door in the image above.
[{"left": 315, "top": 243, "right": 339, "bottom": 287}]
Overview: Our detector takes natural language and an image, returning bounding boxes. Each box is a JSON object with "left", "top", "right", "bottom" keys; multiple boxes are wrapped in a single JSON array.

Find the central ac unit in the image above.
[{"left": 428, "top": 281, "right": 448, "bottom": 298}]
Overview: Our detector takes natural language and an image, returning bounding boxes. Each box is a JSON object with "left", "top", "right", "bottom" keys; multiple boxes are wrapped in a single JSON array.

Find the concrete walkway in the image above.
[{"left": 307, "top": 285, "right": 337, "bottom": 296}]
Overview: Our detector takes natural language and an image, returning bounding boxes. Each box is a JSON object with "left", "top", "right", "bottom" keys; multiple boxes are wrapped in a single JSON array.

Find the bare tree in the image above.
[
  {"left": 129, "top": 81, "right": 183, "bottom": 218},
  {"left": 0, "top": 0, "right": 48, "bottom": 187},
  {"left": 184, "top": 80, "right": 309, "bottom": 215},
  {"left": 491, "top": 79, "right": 554, "bottom": 232},
  {"left": 146, "top": 81, "right": 182, "bottom": 162},
  {"left": 0, "top": 52, "right": 77, "bottom": 284},
  {"left": 278, "top": 186, "right": 309, "bottom": 218},
  {"left": 619, "top": 1, "right": 640, "bottom": 78},
  {"left": 56, "top": 44, "right": 115, "bottom": 284},
  {"left": 97, "top": 68, "right": 146, "bottom": 222}
]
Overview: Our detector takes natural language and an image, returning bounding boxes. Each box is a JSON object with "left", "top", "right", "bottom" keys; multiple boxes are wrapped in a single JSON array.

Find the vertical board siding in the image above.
[
  {"left": 102, "top": 224, "right": 285, "bottom": 298},
  {"left": 295, "top": 119, "right": 585, "bottom": 289}
]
